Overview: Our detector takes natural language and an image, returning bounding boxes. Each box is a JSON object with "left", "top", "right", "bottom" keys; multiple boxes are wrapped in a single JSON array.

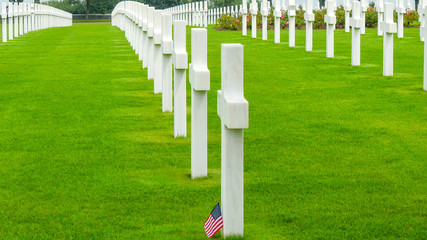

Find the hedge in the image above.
[{"left": 216, "top": 7, "right": 420, "bottom": 30}]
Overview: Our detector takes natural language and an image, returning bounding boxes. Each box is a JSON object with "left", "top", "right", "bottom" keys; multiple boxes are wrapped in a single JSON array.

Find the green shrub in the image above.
[{"left": 216, "top": 6, "right": 419, "bottom": 30}]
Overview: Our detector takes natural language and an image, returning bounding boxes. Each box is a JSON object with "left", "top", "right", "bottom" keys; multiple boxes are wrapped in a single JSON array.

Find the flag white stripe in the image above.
[
  {"left": 204, "top": 216, "right": 216, "bottom": 234},
  {"left": 207, "top": 218, "right": 222, "bottom": 236},
  {"left": 205, "top": 220, "right": 216, "bottom": 234},
  {"left": 204, "top": 216, "right": 213, "bottom": 228},
  {"left": 207, "top": 220, "right": 223, "bottom": 238},
  {"left": 206, "top": 217, "right": 223, "bottom": 236},
  {"left": 207, "top": 221, "right": 222, "bottom": 237},
  {"left": 205, "top": 216, "right": 219, "bottom": 234},
  {"left": 204, "top": 216, "right": 214, "bottom": 229}
]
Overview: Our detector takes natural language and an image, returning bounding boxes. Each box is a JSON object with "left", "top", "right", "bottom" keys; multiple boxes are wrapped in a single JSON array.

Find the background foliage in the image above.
[{"left": 216, "top": 7, "right": 420, "bottom": 30}]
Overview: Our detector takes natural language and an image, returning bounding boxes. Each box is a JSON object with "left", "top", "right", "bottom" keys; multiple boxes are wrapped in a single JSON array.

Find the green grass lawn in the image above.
[{"left": 0, "top": 23, "right": 425, "bottom": 239}]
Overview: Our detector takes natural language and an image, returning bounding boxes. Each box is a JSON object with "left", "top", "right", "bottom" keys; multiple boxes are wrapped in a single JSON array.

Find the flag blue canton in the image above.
[{"left": 211, "top": 203, "right": 221, "bottom": 220}]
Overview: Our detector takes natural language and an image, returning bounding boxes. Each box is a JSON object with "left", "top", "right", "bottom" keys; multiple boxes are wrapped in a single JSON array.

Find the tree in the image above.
[{"left": 319, "top": 0, "right": 325, "bottom": 8}]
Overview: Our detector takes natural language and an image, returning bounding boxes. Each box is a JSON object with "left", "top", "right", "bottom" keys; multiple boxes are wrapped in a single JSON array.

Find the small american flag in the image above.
[{"left": 204, "top": 203, "right": 223, "bottom": 238}]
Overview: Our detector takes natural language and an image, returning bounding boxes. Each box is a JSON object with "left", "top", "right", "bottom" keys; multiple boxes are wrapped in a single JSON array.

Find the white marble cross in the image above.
[
  {"left": 397, "top": 0, "right": 406, "bottom": 38},
  {"left": 162, "top": 13, "right": 173, "bottom": 112},
  {"left": 142, "top": 5, "right": 148, "bottom": 69},
  {"left": 173, "top": 20, "right": 188, "bottom": 137},
  {"left": 137, "top": 4, "right": 143, "bottom": 62},
  {"left": 8, "top": 3, "right": 14, "bottom": 40},
  {"left": 196, "top": 2, "right": 200, "bottom": 27},
  {"left": 350, "top": 0, "right": 362, "bottom": 66},
  {"left": 281, "top": 0, "right": 287, "bottom": 14},
  {"left": 147, "top": 7, "right": 155, "bottom": 81},
  {"left": 288, "top": 0, "right": 296, "bottom": 47},
  {"left": 27, "top": 4, "right": 31, "bottom": 32},
  {"left": 377, "top": 0, "right": 384, "bottom": 36},
  {"left": 188, "top": 3, "right": 192, "bottom": 26},
  {"left": 261, "top": 0, "right": 268, "bottom": 40},
  {"left": 361, "top": 0, "right": 368, "bottom": 34},
  {"left": 19, "top": 3, "right": 23, "bottom": 36},
  {"left": 304, "top": 0, "right": 314, "bottom": 51},
  {"left": 420, "top": 0, "right": 426, "bottom": 41},
  {"left": 204, "top": 1, "right": 208, "bottom": 27},
  {"left": 380, "top": 2, "right": 397, "bottom": 76},
  {"left": 14, "top": 3, "right": 18, "bottom": 37},
  {"left": 344, "top": 0, "right": 351, "bottom": 32},
  {"left": 424, "top": 13, "right": 427, "bottom": 90},
  {"left": 23, "top": 3, "right": 28, "bottom": 34},
  {"left": 217, "top": 43, "right": 248, "bottom": 238},
  {"left": 274, "top": 0, "right": 282, "bottom": 43},
  {"left": 242, "top": 0, "right": 248, "bottom": 36},
  {"left": 26, "top": 3, "right": 30, "bottom": 33},
  {"left": 325, "top": 0, "right": 336, "bottom": 58},
  {"left": 189, "top": 28, "right": 210, "bottom": 179},
  {"left": 31, "top": 3, "right": 35, "bottom": 32},
  {"left": 154, "top": 10, "right": 163, "bottom": 94},
  {"left": 250, "top": 0, "right": 258, "bottom": 38},
  {"left": 2, "top": 3, "right": 7, "bottom": 42}
]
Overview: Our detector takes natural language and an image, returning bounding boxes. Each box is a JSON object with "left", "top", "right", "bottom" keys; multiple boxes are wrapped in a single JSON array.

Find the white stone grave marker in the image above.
[
  {"left": 424, "top": 13, "right": 427, "bottom": 90},
  {"left": 189, "top": 28, "right": 210, "bottom": 179},
  {"left": 380, "top": 2, "right": 397, "bottom": 76},
  {"left": 14, "top": 3, "right": 18, "bottom": 38},
  {"left": 8, "top": 3, "right": 13, "bottom": 40},
  {"left": 350, "top": 0, "right": 362, "bottom": 66},
  {"left": 274, "top": 0, "right": 281, "bottom": 43},
  {"left": 377, "top": 0, "right": 384, "bottom": 36},
  {"left": 162, "top": 13, "right": 173, "bottom": 112},
  {"left": 154, "top": 10, "right": 163, "bottom": 94},
  {"left": 2, "top": 3, "right": 7, "bottom": 42},
  {"left": 288, "top": 0, "right": 296, "bottom": 47},
  {"left": 361, "top": 0, "right": 368, "bottom": 34},
  {"left": 204, "top": 1, "right": 208, "bottom": 27},
  {"left": 173, "top": 20, "right": 188, "bottom": 137},
  {"left": 344, "top": 0, "right": 351, "bottom": 32},
  {"left": 261, "top": 0, "right": 268, "bottom": 40},
  {"left": 325, "top": 0, "right": 336, "bottom": 58},
  {"left": 397, "top": 0, "right": 405, "bottom": 38},
  {"left": 420, "top": 0, "right": 426, "bottom": 41},
  {"left": 304, "top": 0, "right": 314, "bottom": 51},
  {"left": 142, "top": 5, "right": 148, "bottom": 69},
  {"left": 31, "top": 3, "right": 35, "bottom": 32},
  {"left": 243, "top": 0, "right": 248, "bottom": 36},
  {"left": 147, "top": 7, "right": 155, "bottom": 80},
  {"left": 137, "top": 4, "right": 143, "bottom": 62},
  {"left": 217, "top": 43, "right": 248, "bottom": 238},
  {"left": 250, "top": 0, "right": 258, "bottom": 38},
  {"left": 19, "top": 3, "right": 23, "bottom": 36}
]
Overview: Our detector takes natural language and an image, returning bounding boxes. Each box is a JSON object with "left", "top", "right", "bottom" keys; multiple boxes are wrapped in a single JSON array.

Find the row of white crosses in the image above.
[
  {"left": 112, "top": 1, "right": 249, "bottom": 236},
  {"left": 1, "top": 3, "right": 72, "bottom": 43},
  {"left": 165, "top": 2, "right": 251, "bottom": 27}
]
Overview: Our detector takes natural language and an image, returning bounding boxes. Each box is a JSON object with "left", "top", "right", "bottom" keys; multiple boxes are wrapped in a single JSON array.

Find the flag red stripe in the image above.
[
  {"left": 204, "top": 216, "right": 215, "bottom": 234},
  {"left": 208, "top": 221, "right": 223, "bottom": 238},
  {"left": 206, "top": 216, "right": 222, "bottom": 234},
  {"left": 206, "top": 217, "right": 223, "bottom": 237},
  {"left": 204, "top": 215, "right": 214, "bottom": 228},
  {"left": 204, "top": 215, "right": 213, "bottom": 227},
  {"left": 207, "top": 220, "right": 223, "bottom": 238},
  {"left": 206, "top": 218, "right": 222, "bottom": 236},
  {"left": 205, "top": 216, "right": 219, "bottom": 234}
]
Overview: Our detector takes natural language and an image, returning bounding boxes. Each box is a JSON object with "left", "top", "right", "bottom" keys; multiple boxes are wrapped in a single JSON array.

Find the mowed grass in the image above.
[{"left": 0, "top": 22, "right": 425, "bottom": 239}]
